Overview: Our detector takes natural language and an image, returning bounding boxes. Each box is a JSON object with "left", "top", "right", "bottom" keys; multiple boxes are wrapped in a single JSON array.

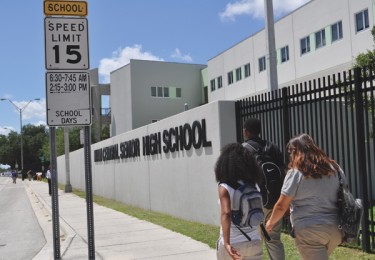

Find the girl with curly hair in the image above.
[
  {"left": 266, "top": 134, "right": 343, "bottom": 260},
  {"left": 215, "top": 143, "right": 263, "bottom": 260}
]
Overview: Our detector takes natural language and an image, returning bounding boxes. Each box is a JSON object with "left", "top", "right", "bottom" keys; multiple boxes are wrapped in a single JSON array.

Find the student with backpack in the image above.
[
  {"left": 242, "top": 118, "right": 285, "bottom": 260},
  {"left": 266, "top": 134, "right": 343, "bottom": 259},
  {"left": 215, "top": 143, "right": 264, "bottom": 260}
]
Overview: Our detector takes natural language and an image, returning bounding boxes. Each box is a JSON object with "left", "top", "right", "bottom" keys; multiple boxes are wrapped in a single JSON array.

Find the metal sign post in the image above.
[
  {"left": 44, "top": 1, "right": 94, "bottom": 258},
  {"left": 49, "top": 127, "right": 61, "bottom": 259},
  {"left": 84, "top": 126, "right": 95, "bottom": 258}
]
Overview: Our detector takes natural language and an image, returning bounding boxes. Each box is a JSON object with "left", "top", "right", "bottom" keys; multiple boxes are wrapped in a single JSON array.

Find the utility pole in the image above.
[
  {"left": 1, "top": 98, "right": 40, "bottom": 171},
  {"left": 264, "top": 0, "right": 278, "bottom": 91},
  {"left": 64, "top": 127, "right": 72, "bottom": 192}
]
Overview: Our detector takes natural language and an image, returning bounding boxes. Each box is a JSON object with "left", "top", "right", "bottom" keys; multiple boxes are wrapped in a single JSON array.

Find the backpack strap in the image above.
[
  {"left": 235, "top": 223, "right": 271, "bottom": 242},
  {"left": 219, "top": 181, "right": 241, "bottom": 189},
  {"left": 234, "top": 225, "right": 252, "bottom": 241},
  {"left": 243, "top": 140, "right": 261, "bottom": 153},
  {"left": 260, "top": 223, "right": 271, "bottom": 241}
]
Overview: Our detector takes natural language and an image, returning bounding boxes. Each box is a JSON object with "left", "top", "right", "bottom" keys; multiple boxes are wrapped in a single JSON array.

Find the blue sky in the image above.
[{"left": 0, "top": 0, "right": 309, "bottom": 135}]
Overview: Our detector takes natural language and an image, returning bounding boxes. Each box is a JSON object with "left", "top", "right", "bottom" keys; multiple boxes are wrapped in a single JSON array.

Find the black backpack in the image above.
[
  {"left": 242, "top": 140, "right": 284, "bottom": 209},
  {"left": 337, "top": 170, "right": 363, "bottom": 243}
]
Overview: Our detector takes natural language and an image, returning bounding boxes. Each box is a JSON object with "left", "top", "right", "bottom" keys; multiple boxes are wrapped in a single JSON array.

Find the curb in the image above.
[{"left": 25, "top": 182, "right": 76, "bottom": 260}]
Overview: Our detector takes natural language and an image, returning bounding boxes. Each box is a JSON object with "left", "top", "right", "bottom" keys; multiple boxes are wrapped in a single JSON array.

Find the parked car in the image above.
[{"left": 1, "top": 171, "right": 12, "bottom": 177}]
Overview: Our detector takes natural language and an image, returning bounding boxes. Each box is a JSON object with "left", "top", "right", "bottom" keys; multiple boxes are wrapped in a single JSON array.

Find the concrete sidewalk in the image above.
[{"left": 24, "top": 181, "right": 216, "bottom": 260}]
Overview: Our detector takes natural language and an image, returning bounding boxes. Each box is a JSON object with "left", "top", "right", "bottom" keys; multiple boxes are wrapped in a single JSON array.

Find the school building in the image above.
[
  {"left": 64, "top": 0, "right": 375, "bottom": 226},
  {"left": 208, "top": 0, "right": 374, "bottom": 101}
]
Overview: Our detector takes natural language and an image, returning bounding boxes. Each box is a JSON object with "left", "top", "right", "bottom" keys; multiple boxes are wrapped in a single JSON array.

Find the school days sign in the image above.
[{"left": 94, "top": 119, "right": 212, "bottom": 162}]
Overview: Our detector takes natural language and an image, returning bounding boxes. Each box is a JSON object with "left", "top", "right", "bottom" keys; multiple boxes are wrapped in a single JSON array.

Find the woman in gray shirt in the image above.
[{"left": 265, "top": 134, "right": 343, "bottom": 260}]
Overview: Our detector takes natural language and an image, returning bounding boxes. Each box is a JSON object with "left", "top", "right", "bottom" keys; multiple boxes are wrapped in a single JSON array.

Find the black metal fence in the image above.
[{"left": 235, "top": 67, "right": 375, "bottom": 252}]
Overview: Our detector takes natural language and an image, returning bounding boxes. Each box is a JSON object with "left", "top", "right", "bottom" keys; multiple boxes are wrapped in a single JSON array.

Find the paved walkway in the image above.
[{"left": 25, "top": 181, "right": 216, "bottom": 260}]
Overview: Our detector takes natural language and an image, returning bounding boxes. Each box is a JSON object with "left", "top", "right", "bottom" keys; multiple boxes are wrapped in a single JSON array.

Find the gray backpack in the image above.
[{"left": 231, "top": 183, "right": 264, "bottom": 228}]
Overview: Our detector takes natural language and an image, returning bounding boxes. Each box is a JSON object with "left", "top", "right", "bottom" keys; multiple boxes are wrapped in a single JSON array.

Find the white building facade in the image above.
[
  {"left": 58, "top": 0, "right": 375, "bottom": 227},
  {"left": 110, "top": 59, "right": 207, "bottom": 136},
  {"left": 208, "top": 0, "right": 374, "bottom": 102}
]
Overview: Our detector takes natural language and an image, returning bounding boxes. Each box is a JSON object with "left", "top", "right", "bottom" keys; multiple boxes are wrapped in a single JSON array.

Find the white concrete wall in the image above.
[
  {"left": 58, "top": 100, "right": 237, "bottom": 225},
  {"left": 110, "top": 64, "right": 132, "bottom": 136}
]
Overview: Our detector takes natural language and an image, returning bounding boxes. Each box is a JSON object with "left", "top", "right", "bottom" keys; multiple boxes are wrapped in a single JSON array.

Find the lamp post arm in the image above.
[
  {"left": 4, "top": 99, "right": 21, "bottom": 113},
  {"left": 20, "top": 100, "right": 34, "bottom": 113}
]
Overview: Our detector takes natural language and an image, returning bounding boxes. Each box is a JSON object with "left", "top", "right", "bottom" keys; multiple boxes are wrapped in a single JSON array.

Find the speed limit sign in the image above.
[{"left": 44, "top": 17, "right": 89, "bottom": 70}]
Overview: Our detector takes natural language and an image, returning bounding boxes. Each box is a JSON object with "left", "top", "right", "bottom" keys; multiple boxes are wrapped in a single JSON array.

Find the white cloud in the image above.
[
  {"left": 171, "top": 48, "right": 193, "bottom": 62},
  {"left": 219, "top": 0, "right": 310, "bottom": 21},
  {"left": 99, "top": 44, "right": 164, "bottom": 83},
  {"left": 12, "top": 99, "right": 46, "bottom": 121},
  {"left": 0, "top": 127, "right": 13, "bottom": 135},
  {"left": 220, "top": 0, "right": 255, "bottom": 21},
  {"left": 0, "top": 164, "right": 10, "bottom": 169},
  {"left": 33, "top": 121, "right": 47, "bottom": 127}
]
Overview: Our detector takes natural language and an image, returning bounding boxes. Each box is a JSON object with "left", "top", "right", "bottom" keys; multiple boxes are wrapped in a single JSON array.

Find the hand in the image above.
[
  {"left": 266, "top": 219, "right": 274, "bottom": 233},
  {"left": 225, "top": 244, "right": 241, "bottom": 260}
]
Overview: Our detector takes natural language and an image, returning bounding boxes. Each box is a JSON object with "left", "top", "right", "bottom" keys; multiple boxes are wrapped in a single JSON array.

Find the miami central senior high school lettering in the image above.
[{"left": 94, "top": 119, "right": 212, "bottom": 162}]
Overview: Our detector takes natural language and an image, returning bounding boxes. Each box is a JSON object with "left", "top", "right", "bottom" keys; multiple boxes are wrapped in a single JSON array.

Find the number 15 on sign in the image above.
[{"left": 44, "top": 17, "right": 89, "bottom": 70}]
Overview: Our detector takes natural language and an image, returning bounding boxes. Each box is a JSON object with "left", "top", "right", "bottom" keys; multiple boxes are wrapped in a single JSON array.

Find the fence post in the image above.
[
  {"left": 354, "top": 67, "right": 370, "bottom": 252},
  {"left": 235, "top": 101, "right": 242, "bottom": 143},
  {"left": 282, "top": 87, "right": 290, "bottom": 163}
]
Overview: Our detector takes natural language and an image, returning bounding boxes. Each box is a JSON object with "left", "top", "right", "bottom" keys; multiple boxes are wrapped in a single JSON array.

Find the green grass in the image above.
[{"left": 61, "top": 186, "right": 375, "bottom": 259}]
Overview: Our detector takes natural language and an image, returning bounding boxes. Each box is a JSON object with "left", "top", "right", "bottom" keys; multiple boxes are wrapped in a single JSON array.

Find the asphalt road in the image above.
[{"left": 0, "top": 177, "right": 46, "bottom": 260}]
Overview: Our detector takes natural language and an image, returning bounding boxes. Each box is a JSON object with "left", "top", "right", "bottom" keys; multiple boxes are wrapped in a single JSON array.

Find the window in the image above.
[
  {"left": 236, "top": 67, "right": 242, "bottom": 81},
  {"left": 210, "top": 79, "right": 216, "bottom": 91},
  {"left": 163, "top": 87, "right": 169, "bottom": 97},
  {"left": 331, "top": 21, "right": 343, "bottom": 42},
  {"left": 157, "top": 87, "right": 163, "bottom": 97},
  {"left": 244, "top": 63, "right": 251, "bottom": 78},
  {"left": 151, "top": 86, "right": 181, "bottom": 98},
  {"left": 176, "top": 88, "right": 181, "bottom": 98},
  {"left": 217, "top": 76, "right": 223, "bottom": 89},
  {"left": 259, "top": 56, "right": 266, "bottom": 72},
  {"left": 356, "top": 9, "right": 369, "bottom": 32},
  {"left": 228, "top": 71, "right": 234, "bottom": 85},
  {"left": 151, "top": 86, "right": 156, "bottom": 97},
  {"left": 300, "top": 36, "right": 310, "bottom": 55},
  {"left": 315, "top": 29, "right": 326, "bottom": 49},
  {"left": 281, "top": 46, "right": 289, "bottom": 63}
]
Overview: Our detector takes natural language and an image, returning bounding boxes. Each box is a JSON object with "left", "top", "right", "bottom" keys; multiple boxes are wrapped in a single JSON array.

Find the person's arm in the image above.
[
  {"left": 218, "top": 186, "right": 241, "bottom": 260},
  {"left": 265, "top": 194, "right": 292, "bottom": 233}
]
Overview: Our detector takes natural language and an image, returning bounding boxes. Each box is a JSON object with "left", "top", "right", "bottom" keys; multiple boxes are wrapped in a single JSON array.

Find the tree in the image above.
[
  {"left": 352, "top": 26, "right": 375, "bottom": 138},
  {"left": 101, "top": 124, "right": 110, "bottom": 140},
  {"left": 22, "top": 125, "right": 49, "bottom": 169},
  {"left": 354, "top": 26, "right": 375, "bottom": 69},
  {"left": 0, "top": 131, "right": 20, "bottom": 169},
  {"left": 41, "top": 126, "right": 85, "bottom": 160},
  {"left": 0, "top": 125, "right": 48, "bottom": 170}
]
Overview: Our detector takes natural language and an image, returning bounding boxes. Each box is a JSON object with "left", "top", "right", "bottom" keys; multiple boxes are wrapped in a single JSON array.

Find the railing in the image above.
[
  {"left": 235, "top": 67, "right": 375, "bottom": 252},
  {"left": 101, "top": 108, "right": 111, "bottom": 117}
]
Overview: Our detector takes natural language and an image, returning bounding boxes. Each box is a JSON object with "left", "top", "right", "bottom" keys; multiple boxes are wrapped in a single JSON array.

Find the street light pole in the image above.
[
  {"left": 19, "top": 108, "right": 23, "bottom": 171},
  {"left": 264, "top": 0, "right": 278, "bottom": 91},
  {"left": 1, "top": 98, "right": 40, "bottom": 171}
]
